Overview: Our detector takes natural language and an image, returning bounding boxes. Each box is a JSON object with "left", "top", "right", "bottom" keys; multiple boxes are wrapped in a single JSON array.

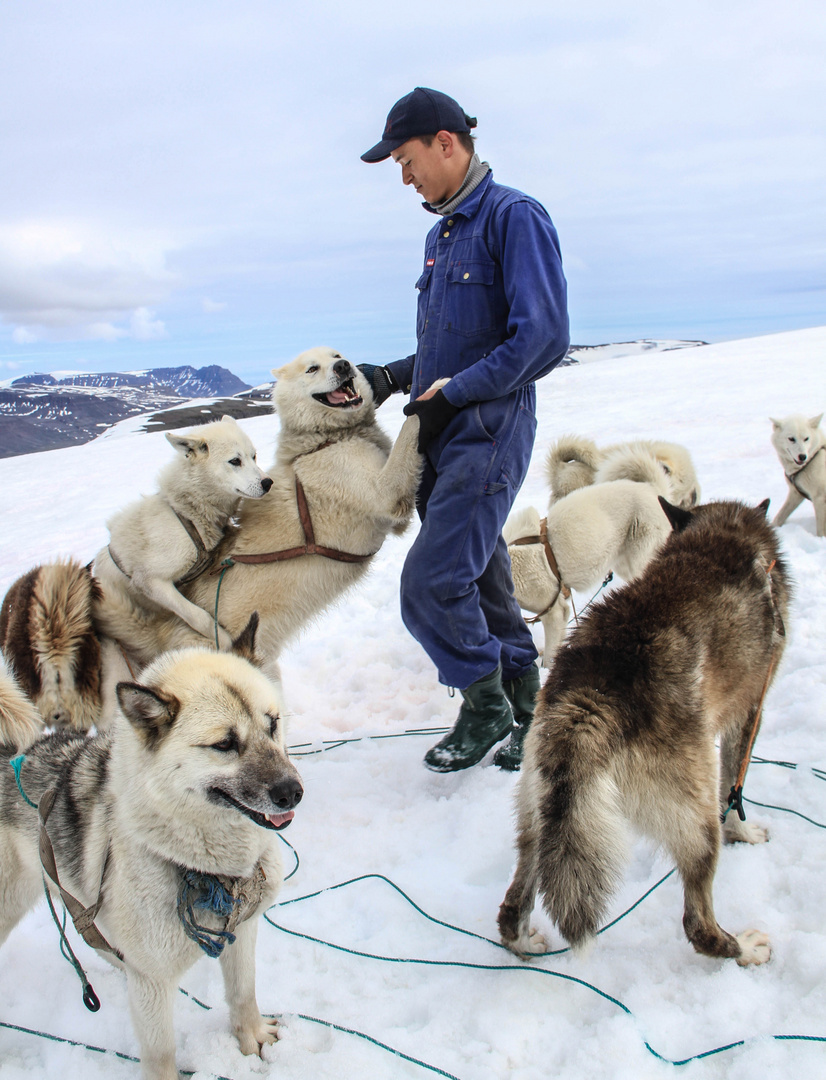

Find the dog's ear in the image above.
[
  {"left": 165, "top": 432, "right": 208, "bottom": 458},
  {"left": 117, "top": 683, "right": 180, "bottom": 748},
  {"left": 658, "top": 496, "right": 694, "bottom": 532},
  {"left": 232, "top": 611, "right": 259, "bottom": 662},
  {"left": 220, "top": 414, "right": 239, "bottom": 426},
  {"left": 754, "top": 498, "right": 771, "bottom": 519},
  {"left": 769, "top": 417, "right": 781, "bottom": 430},
  {"left": 810, "top": 413, "right": 823, "bottom": 430}
]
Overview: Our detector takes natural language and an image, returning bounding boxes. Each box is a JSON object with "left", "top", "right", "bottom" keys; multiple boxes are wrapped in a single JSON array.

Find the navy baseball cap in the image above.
[{"left": 361, "top": 88, "right": 477, "bottom": 163}]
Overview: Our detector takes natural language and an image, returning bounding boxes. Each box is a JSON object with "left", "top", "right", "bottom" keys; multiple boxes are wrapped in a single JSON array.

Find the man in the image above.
[{"left": 360, "top": 88, "right": 569, "bottom": 772}]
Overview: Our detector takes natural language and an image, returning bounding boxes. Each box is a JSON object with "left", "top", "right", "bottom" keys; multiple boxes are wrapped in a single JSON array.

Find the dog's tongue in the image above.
[
  {"left": 327, "top": 387, "right": 352, "bottom": 404},
  {"left": 268, "top": 811, "right": 294, "bottom": 829}
]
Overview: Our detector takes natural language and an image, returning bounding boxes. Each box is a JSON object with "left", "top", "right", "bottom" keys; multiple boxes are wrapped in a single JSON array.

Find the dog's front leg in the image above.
[
  {"left": 375, "top": 414, "right": 424, "bottom": 527},
  {"left": 220, "top": 918, "right": 278, "bottom": 1056},
  {"left": 772, "top": 482, "right": 804, "bottom": 527},
  {"left": 127, "top": 969, "right": 178, "bottom": 1080},
  {"left": 135, "top": 575, "right": 233, "bottom": 651}
]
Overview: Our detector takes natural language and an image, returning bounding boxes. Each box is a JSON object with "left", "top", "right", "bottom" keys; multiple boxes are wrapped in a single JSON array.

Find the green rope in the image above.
[
  {"left": 9, "top": 754, "right": 37, "bottom": 809},
  {"left": 213, "top": 558, "right": 234, "bottom": 650}
]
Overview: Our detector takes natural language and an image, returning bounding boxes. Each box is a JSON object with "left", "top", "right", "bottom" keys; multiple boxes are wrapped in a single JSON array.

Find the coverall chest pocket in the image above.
[
  {"left": 443, "top": 259, "right": 497, "bottom": 337},
  {"left": 415, "top": 267, "right": 432, "bottom": 338}
]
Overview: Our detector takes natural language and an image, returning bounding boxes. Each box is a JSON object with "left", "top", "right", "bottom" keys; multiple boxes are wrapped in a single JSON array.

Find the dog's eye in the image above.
[
  {"left": 306, "top": 365, "right": 319, "bottom": 374},
  {"left": 266, "top": 712, "right": 279, "bottom": 738},
  {"left": 211, "top": 732, "right": 239, "bottom": 753},
  {"left": 228, "top": 457, "right": 242, "bottom": 467}
]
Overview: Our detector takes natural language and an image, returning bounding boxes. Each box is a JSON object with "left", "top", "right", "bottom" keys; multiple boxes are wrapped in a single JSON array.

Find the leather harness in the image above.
[
  {"left": 511, "top": 517, "right": 571, "bottom": 620},
  {"left": 226, "top": 477, "right": 374, "bottom": 567},
  {"left": 786, "top": 445, "right": 824, "bottom": 501}
]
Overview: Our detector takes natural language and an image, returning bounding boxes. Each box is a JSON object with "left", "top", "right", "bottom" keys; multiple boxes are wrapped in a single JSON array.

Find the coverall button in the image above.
[
  {"left": 463, "top": 272, "right": 470, "bottom": 279},
  {"left": 443, "top": 231, "right": 450, "bottom": 238}
]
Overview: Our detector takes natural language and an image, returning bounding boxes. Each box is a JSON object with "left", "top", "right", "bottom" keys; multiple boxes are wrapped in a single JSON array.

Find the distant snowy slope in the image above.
[{"left": 0, "top": 325, "right": 825, "bottom": 1080}]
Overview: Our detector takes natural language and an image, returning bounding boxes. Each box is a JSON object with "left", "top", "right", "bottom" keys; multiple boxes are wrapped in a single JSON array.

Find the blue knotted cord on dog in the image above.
[
  {"left": 177, "top": 869, "right": 240, "bottom": 958},
  {"left": 9, "top": 754, "right": 38, "bottom": 808}
]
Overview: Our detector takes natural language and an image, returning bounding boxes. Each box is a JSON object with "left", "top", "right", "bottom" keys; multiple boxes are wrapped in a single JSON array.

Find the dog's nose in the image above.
[
  {"left": 261, "top": 476, "right": 273, "bottom": 493},
  {"left": 270, "top": 778, "right": 303, "bottom": 810},
  {"left": 333, "top": 359, "right": 351, "bottom": 380}
]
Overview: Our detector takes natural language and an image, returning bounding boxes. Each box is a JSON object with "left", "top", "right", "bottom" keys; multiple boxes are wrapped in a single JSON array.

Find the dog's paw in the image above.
[
  {"left": 724, "top": 817, "right": 769, "bottom": 845},
  {"left": 503, "top": 926, "right": 549, "bottom": 959},
  {"left": 735, "top": 929, "right": 771, "bottom": 966},
  {"left": 235, "top": 1014, "right": 279, "bottom": 1056}
]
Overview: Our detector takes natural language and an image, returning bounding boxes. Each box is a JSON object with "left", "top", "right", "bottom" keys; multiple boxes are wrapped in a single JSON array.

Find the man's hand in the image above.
[
  {"left": 403, "top": 389, "right": 460, "bottom": 453},
  {"left": 356, "top": 364, "right": 399, "bottom": 407}
]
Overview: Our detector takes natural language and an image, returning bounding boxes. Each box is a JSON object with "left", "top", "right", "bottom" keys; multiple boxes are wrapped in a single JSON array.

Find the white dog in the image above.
[
  {"left": 96, "top": 348, "right": 423, "bottom": 682},
  {"left": 0, "top": 647, "right": 302, "bottom": 1080},
  {"left": 506, "top": 479, "right": 672, "bottom": 662},
  {"left": 94, "top": 415, "right": 272, "bottom": 657},
  {"left": 546, "top": 434, "right": 700, "bottom": 509},
  {"left": 770, "top": 413, "right": 826, "bottom": 536}
]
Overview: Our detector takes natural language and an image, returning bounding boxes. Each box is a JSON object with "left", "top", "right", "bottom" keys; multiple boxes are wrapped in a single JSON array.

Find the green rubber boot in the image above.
[
  {"left": 424, "top": 664, "right": 514, "bottom": 773},
  {"left": 492, "top": 663, "right": 541, "bottom": 772}
]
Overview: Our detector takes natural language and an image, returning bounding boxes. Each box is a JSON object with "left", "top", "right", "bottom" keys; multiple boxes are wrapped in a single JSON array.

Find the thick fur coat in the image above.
[
  {"left": 100, "top": 348, "right": 423, "bottom": 682},
  {"left": 505, "top": 479, "right": 673, "bottom": 663},
  {"left": 0, "top": 648, "right": 303, "bottom": 1080},
  {"left": 0, "top": 559, "right": 103, "bottom": 730},
  {"left": 93, "top": 414, "right": 272, "bottom": 656},
  {"left": 546, "top": 434, "right": 700, "bottom": 509},
  {"left": 770, "top": 413, "right": 826, "bottom": 536},
  {"left": 499, "top": 499, "right": 789, "bottom": 967}
]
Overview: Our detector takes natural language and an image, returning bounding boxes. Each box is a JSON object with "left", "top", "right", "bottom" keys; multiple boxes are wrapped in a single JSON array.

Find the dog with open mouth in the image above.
[
  {"left": 98, "top": 347, "right": 424, "bottom": 684},
  {"left": 0, "top": 645, "right": 302, "bottom": 1080}
]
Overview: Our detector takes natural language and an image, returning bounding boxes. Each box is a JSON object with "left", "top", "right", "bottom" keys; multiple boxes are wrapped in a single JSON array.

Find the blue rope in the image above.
[
  {"left": 9, "top": 754, "right": 37, "bottom": 809},
  {"left": 176, "top": 870, "right": 239, "bottom": 958}
]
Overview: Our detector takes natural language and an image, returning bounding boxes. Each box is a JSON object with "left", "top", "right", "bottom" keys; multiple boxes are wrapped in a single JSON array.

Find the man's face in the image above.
[{"left": 391, "top": 136, "right": 456, "bottom": 205}]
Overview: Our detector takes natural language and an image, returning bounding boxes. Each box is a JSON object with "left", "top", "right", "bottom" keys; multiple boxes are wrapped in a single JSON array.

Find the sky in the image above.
[
  {"left": 1, "top": 0, "right": 824, "bottom": 385},
  {"left": 1, "top": 327, "right": 825, "bottom": 1078}
]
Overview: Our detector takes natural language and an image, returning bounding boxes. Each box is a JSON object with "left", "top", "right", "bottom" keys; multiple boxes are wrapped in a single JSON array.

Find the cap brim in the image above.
[{"left": 360, "top": 136, "right": 406, "bottom": 163}]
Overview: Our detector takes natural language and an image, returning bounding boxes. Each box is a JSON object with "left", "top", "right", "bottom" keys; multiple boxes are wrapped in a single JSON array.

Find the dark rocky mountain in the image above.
[{"left": 0, "top": 365, "right": 254, "bottom": 458}]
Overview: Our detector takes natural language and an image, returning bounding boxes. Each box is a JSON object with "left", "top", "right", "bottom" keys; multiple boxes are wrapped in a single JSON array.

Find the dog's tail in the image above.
[
  {"left": 534, "top": 697, "right": 626, "bottom": 951},
  {"left": 502, "top": 504, "right": 542, "bottom": 546},
  {"left": 0, "top": 660, "right": 44, "bottom": 752},
  {"left": 545, "top": 436, "right": 600, "bottom": 503},
  {"left": 594, "top": 442, "right": 673, "bottom": 497}
]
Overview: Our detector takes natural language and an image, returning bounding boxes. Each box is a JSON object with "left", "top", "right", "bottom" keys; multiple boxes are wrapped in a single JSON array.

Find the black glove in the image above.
[
  {"left": 356, "top": 364, "right": 399, "bottom": 407},
  {"left": 403, "top": 389, "right": 460, "bottom": 453}
]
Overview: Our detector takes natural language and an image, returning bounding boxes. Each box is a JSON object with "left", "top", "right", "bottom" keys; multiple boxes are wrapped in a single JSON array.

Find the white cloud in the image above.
[
  {"left": 201, "top": 297, "right": 228, "bottom": 313},
  {"left": 130, "top": 307, "right": 167, "bottom": 340},
  {"left": 0, "top": 220, "right": 178, "bottom": 340}
]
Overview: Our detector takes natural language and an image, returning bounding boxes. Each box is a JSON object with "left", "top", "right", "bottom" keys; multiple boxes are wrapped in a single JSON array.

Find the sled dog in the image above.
[
  {"left": 770, "top": 413, "right": 826, "bottom": 536},
  {"left": 546, "top": 435, "right": 700, "bottom": 509},
  {"left": 93, "top": 415, "right": 272, "bottom": 656},
  {"left": 98, "top": 348, "right": 423, "bottom": 681},
  {"left": 0, "top": 658, "right": 43, "bottom": 750},
  {"left": 499, "top": 498, "right": 789, "bottom": 966},
  {"left": 0, "top": 647, "right": 302, "bottom": 1080},
  {"left": 505, "top": 479, "right": 672, "bottom": 662},
  {"left": 0, "top": 559, "right": 103, "bottom": 730}
]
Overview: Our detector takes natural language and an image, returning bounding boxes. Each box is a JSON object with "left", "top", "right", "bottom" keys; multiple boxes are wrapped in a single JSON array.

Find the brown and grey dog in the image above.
[
  {"left": 0, "top": 646, "right": 302, "bottom": 1080},
  {"left": 0, "top": 559, "right": 103, "bottom": 730},
  {"left": 499, "top": 498, "right": 789, "bottom": 967}
]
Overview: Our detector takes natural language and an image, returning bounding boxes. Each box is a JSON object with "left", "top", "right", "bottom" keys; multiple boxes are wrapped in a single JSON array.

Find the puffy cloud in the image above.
[{"left": 0, "top": 220, "right": 178, "bottom": 341}]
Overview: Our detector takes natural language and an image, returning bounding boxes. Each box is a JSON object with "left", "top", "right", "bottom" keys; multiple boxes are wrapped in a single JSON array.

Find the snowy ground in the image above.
[{"left": 0, "top": 325, "right": 825, "bottom": 1080}]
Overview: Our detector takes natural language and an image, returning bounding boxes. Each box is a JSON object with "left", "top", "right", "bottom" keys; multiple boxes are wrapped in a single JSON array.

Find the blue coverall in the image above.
[{"left": 387, "top": 171, "right": 569, "bottom": 690}]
